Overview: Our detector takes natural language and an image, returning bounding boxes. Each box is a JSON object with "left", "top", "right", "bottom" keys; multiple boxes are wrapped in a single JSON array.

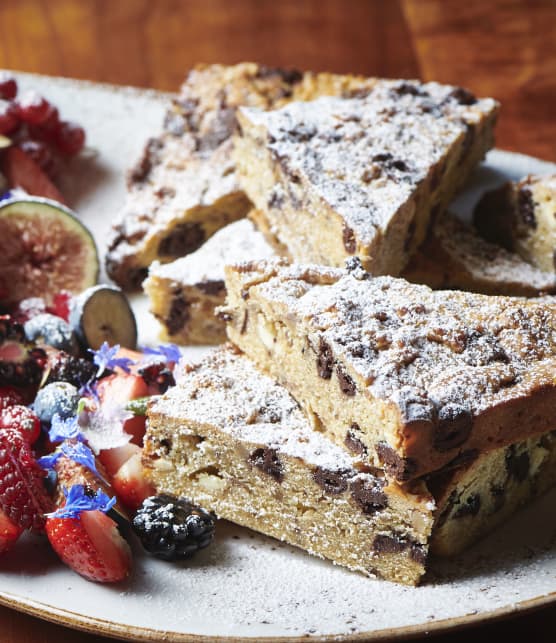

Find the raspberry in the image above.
[
  {"left": 55, "top": 121, "right": 85, "bottom": 156},
  {"left": 16, "top": 91, "right": 54, "bottom": 125},
  {"left": 0, "top": 385, "right": 25, "bottom": 411},
  {"left": 47, "top": 291, "right": 72, "bottom": 322},
  {"left": 0, "top": 428, "right": 53, "bottom": 531},
  {"left": 0, "top": 100, "right": 19, "bottom": 136},
  {"left": 138, "top": 362, "right": 175, "bottom": 394},
  {"left": 0, "top": 404, "right": 40, "bottom": 444}
]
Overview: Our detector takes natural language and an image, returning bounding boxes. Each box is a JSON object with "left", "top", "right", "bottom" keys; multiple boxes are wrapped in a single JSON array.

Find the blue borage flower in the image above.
[
  {"left": 90, "top": 341, "right": 135, "bottom": 377},
  {"left": 0, "top": 190, "right": 14, "bottom": 202},
  {"left": 141, "top": 343, "right": 181, "bottom": 365},
  {"left": 46, "top": 484, "right": 116, "bottom": 520},
  {"left": 38, "top": 440, "right": 102, "bottom": 479},
  {"left": 79, "top": 379, "right": 100, "bottom": 402},
  {"left": 48, "top": 414, "right": 84, "bottom": 443}
]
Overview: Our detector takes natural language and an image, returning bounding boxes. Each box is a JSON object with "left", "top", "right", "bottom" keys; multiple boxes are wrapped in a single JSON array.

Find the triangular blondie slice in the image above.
[
  {"left": 234, "top": 80, "right": 498, "bottom": 275},
  {"left": 105, "top": 63, "right": 377, "bottom": 289},
  {"left": 222, "top": 259, "right": 556, "bottom": 481},
  {"left": 403, "top": 212, "right": 556, "bottom": 296},
  {"left": 474, "top": 174, "right": 556, "bottom": 273}
]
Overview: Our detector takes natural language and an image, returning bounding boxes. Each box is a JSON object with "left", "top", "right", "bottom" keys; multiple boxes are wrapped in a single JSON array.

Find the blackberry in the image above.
[
  {"left": 138, "top": 362, "right": 175, "bottom": 394},
  {"left": 44, "top": 351, "right": 96, "bottom": 389},
  {"left": 132, "top": 494, "right": 215, "bottom": 561},
  {"left": 0, "top": 315, "right": 46, "bottom": 388}
]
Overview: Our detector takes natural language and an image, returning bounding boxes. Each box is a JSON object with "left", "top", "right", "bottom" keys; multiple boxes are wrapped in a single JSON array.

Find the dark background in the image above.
[{"left": 0, "top": 0, "right": 555, "bottom": 641}]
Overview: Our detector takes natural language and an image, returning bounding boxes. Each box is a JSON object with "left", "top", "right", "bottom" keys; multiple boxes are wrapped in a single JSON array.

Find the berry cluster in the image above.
[
  {"left": 0, "top": 293, "right": 214, "bottom": 583},
  {"left": 0, "top": 72, "right": 86, "bottom": 201}
]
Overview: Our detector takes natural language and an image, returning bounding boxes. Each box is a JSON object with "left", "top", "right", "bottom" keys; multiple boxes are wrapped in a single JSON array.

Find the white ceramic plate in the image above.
[{"left": 0, "top": 73, "right": 555, "bottom": 642}]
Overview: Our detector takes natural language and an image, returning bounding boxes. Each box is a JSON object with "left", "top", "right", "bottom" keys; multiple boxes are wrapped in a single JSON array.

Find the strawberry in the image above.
[
  {"left": 0, "top": 428, "right": 53, "bottom": 531},
  {"left": 46, "top": 291, "right": 72, "bottom": 321},
  {"left": 97, "top": 373, "right": 149, "bottom": 446},
  {"left": 0, "top": 404, "right": 41, "bottom": 444},
  {"left": 1, "top": 146, "right": 65, "bottom": 203},
  {"left": 98, "top": 442, "right": 139, "bottom": 478},
  {"left": 0, "top": 507, "right": 23, "bottom": 554},
  {"left": 111, "top": 449, "right": 155, "bottom": 511},
  {"left": 46, "top": 503, "right": 132, "bottom": 583}
]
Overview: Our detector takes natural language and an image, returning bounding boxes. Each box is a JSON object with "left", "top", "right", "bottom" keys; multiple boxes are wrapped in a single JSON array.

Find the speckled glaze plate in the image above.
[{"left": 0, "top": 73, "right": 555, "bottom": 642}]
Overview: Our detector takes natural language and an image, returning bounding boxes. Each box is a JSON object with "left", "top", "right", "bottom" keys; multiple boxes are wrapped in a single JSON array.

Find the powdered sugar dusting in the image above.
[
  {"left": 241, "top": 80, "right": 498, "bottom": 244},
  {"left": 153, "top": 345, "right": 358, "bottom": 472},
  {"left": 148, "top": 219, "right": 275, "bottom": 286},
  {"left": 236, "top": 260, "right": 556, "bottom": 416}
]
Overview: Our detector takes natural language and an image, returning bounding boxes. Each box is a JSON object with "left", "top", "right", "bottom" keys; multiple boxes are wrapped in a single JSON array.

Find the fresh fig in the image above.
[
  {"left": 0, "top": 197, "right": 99, "bottom": 307},
  {"left": 69, "top": 285, "right": 137, "bottom": 351}
]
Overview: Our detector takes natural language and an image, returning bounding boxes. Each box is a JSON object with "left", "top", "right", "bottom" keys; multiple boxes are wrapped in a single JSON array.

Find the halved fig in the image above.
[
  {"left": 0, "top": 197, "right": 99, "bottom": 306},
  {"left": 69, "top": 285, "right": 137, "bottom": 351}
]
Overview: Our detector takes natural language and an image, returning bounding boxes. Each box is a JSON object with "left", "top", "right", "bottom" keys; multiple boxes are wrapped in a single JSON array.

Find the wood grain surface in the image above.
[{"left": 0, "top": 1, "right": 555, "bottom": 641}]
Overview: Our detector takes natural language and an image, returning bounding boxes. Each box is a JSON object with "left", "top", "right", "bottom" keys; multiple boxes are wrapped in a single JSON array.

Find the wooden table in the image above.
[{"left": 0, "top": 1, "right": 555, "bottom": 641}]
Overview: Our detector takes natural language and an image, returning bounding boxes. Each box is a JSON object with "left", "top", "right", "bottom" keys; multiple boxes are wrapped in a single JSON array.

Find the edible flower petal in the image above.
[
  {"left": 90, "top": 341, "right": 135, "bottom": 376},
  {"left": 46, "top": 485, "right": 116, "bottom": 519}
]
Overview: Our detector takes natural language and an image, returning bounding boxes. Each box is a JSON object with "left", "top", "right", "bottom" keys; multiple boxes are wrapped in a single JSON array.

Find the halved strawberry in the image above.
[
  {"left": 111, "top": 451, "right": 155, "bottom": 511},
  {"left": 46, "top": 508, "right": 132, "bottom": 583},
  {"left": 98, "top": 442, "right": 139, "bottom": 478},
  {"left": 2, "top": 146, "right": 65, "bottom": 203},
  {"left": 0, "top": 507, "right": 23, "bottom": 554},
  {"left": 97, "top": 373, "right": 149, "bottom": 446}
]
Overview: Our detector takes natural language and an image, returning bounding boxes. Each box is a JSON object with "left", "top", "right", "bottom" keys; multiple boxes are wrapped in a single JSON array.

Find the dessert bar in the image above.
[
  {"left": 403, "top": 212, "right": 556, "bottom": 296},
  {"left": 143, "top": 346, "right": 556, "bottom": 583},
  {"left": 474, "top": 174, "right": 556, "bottom": 273},
  {"left": 222, "top": 259, "right": 556, "bottom": 481},
  {"left": 144, "top": 219, "right": 274, "bottom": 345},
  {"left": 105, "top": 63, "right": 376, "bottom": 289},
  {"left": 234, "top": 80, "right": 499, "bottom": 276}
]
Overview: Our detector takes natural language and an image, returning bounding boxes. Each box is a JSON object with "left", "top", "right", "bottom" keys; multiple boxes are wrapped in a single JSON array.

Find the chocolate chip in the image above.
[
  {"left": 392, "top": 82, "right": 425, "bottom": 97},
  {"left": 518, "top": 187, "right": 537, "bottom": 229},
  {"left": 404, "top": 219, "right": 416, "bottom": 252},
  {"left": 154, "top": 186, "right": 176, "bottom": 199},
  {"left": 248, "top": 448, "right": 284, "bottom": 483},
  {"left": 351, "top": 477, "right": 388, "bottom": 514},
  {"left": 375, "top": 442, "right": 418, "bottom": 482},
  {"left": 165, "top": 294, "right": 190, "bottom": 335},
  {"left": 197, "top": 107, "right": 236, "bottom": 152},
  {"left": 345, "top": 256, "right": 368, "bottom": 280},
  {"left": 255, "top": 66, "right": 303, "bottom": 85},
  {"left": 448, "top": 87, "right": 477, "bottom": 105},
  {"left": 313, "top": 467, "right": 349, "bottom": 494},
  {"left": 441, "top": 449, "right": 479, "bottom": 472},
  {"left": 268, "top": 189, "right": 284, "bottom": 209},
  {"left": 372, "top": 534, "right": 407, "bottom": 555},
  {"left": 459, "top": 123, "right": 475, "bottom": 164},
  {"left": 490, "top": 484, "right": 506, "bottom": 513},
  {"left": 433, "top": 403, "right": 473, "bottom": 452},
  {"left": 453, "top": 494, "right": 481, "bottom": 518},
  {"left": 342, "top": 225, "right": 357, "bottom": 254},
  {"left": 195, "top": 280, "right": 226, "bottom": 295},
  {"left": 409, "top": 544, "right": 427, "bottom": 566},
  {"left": 158, "top": 438, "right": 172, "bottom": 454},
  {"left": 128, "top": 137, "right": 163, "bottom": 185},
  {"left": 126, "top": 266, "right": 149, "bottom": 291},
  {"left": 345, "top": 424, "right": 367, "bottom": 455},
  {"left": 216, "top": 310, "right": 233, "bottom": 323},
  {"left": 505, "top": 445, "right": 530, "bottom": 482},
  {"left": 158, "top": 222, "right": 206, "bottom": 257},
  {"left": 316, "top": 338, "right": 333, "bottom": 379},
  {"left": 337, "top": 365, "right": 356, "bottom": 396}
]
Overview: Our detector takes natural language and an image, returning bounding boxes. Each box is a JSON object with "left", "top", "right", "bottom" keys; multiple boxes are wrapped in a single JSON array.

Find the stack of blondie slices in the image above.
[{"left": 140, "top": 66, "right": 556, "bottom": 586}]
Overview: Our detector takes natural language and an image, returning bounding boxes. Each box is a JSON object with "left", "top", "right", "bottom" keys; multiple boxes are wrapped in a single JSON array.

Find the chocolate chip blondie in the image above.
[
  {"left": 403, "top": 212, "right": 556, "bottom": 296},
  {"left": 105, "top": 63, "right": 377, "bottom": 290},
  {"left": 222, "top": 259, "right": 556, "bottom": 481},
  {"left": 143, "top": 219, "right": 275, "bottom": 345},
  {"left": 233, "top": 81, "right": 499, "bottom": 276},
  {"left": 144, "top": 345, "right": 435, "bottom": 585},
  {"left": 474, "top": 174, "right": 556, "bottom": 274},
  {"left": 143, "top": 346, "right": 556, "bottom": 582}
]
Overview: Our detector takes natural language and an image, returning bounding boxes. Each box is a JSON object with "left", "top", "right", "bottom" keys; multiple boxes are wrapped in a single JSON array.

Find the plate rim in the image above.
[{"left": 0, "top": 586, "right": 554, "bottom": 643}]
